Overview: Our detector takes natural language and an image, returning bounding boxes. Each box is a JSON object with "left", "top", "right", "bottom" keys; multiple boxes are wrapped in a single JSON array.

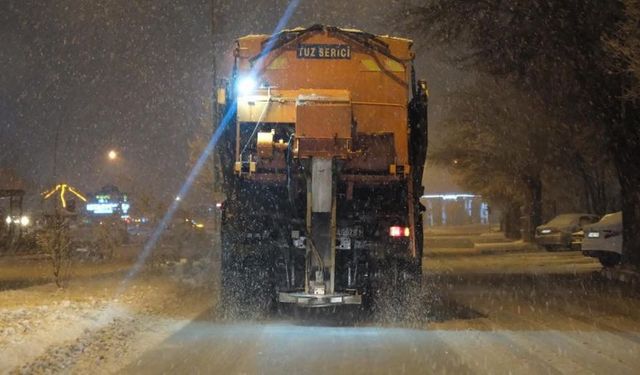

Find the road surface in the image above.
[{"left": 121, "top": 244, "right": 640, "bottom": 374}]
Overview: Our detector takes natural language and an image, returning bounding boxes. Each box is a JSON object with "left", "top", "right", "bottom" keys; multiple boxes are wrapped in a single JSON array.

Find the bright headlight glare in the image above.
[
  {"left": 5, "top": 216, "right": 11, "bottom": 225},
  {"left": 237, "top": 76, "right": 257, "bottom": 95},
  {"left": 20, "top": 216, "right": 30, "bottom": 226}
]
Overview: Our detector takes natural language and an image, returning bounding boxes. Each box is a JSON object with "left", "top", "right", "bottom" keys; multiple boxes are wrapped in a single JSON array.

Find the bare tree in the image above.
[
  {"left": 93, "top": 218, "right": 119, "bottom": 259},
  {"left": 37, "top": 215, "right": 72, "bottom": 288},
  {"left": 607, "top": 0, "right": 640, "bottom": 100}
]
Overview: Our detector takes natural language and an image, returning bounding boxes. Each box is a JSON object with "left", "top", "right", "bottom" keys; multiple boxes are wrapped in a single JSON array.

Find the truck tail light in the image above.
[{"left": 389, "top": 226, "right": 410, "bottom": 237}]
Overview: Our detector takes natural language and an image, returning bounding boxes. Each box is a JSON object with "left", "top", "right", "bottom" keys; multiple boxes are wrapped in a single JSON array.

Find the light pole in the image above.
[{"left": 106, "top": 150, "right": 132, "bottom": 190}]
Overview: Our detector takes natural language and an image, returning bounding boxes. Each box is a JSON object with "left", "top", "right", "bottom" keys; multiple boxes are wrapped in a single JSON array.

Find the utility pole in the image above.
[
  {"left": 210, "top": 0, "right": 218, "bottom": 136},
  {"left": 210, "top": 0, "right": 223, "bottom": 197},
  {"left": 210, "top": 0, "right": 223, "bottom": 242}
]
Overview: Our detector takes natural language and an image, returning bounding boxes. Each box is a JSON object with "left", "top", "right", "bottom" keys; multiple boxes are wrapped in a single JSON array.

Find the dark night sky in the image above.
[{"left": 1, "top": 0, "right": 463, "bottom": 207}]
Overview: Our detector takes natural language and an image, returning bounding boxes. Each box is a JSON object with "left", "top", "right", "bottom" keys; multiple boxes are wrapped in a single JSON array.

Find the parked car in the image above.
[
  {"left": 535, "top": 213, "right": 600, "bottom": 251},
  {"left": 582, "top": 211, "right": 623, "bottom": 267}
]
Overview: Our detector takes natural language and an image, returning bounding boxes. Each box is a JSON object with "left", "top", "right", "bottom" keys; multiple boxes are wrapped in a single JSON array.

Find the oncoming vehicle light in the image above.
[
  {"left": 237, "top": 76, "right": 258, "bottom": 96},
  {"left": 389, "top": 226, "right": 410, "bottom": 237}
]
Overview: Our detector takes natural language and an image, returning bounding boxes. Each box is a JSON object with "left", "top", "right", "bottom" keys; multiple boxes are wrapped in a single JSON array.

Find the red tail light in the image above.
[{"left": 389, "top": 226, "right": 410, "bottom": 237}]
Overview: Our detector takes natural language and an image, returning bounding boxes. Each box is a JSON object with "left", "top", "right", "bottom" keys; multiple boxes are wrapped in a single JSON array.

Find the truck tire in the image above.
[
  {"left": 369, "top": 258, "right": 421, "bottom": 319},
  {"left": 220, "top": 240, "right": 276, "bottom": 316},
  {"left": 220, "top": 202, "right": 277, "bottom": 317}
]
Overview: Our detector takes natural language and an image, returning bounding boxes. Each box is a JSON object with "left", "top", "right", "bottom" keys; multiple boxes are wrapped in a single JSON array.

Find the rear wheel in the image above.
[
  {"left": 598, "top": 253, "right": 621, "bottom": 268},
  {"left": 220, "top": 244, "right": 275, "bottom": 314},
  {"left": 220, "top": 198, "right": 277, "bottom": 318},
  {"left": 369, "top": 257, "right": 421, "bottom": 319}
]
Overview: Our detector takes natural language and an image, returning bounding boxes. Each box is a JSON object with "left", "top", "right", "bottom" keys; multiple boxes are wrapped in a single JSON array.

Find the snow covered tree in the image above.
[
  {"left": 404, "top": 0, "right": 640, "bottom": 266},
  {"left": 431, "top": 79, "right": 562, "bottom": 239}
]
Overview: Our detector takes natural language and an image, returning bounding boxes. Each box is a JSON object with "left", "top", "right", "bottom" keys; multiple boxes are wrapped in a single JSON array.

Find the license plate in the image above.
[{"left": 337, "top": 227, "right": 363, "bottom": 237}]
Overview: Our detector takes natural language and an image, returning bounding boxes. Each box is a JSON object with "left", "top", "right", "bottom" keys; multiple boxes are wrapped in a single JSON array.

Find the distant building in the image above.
[
  {"left": 86, "top": 185, "right": 130, "bottom": 218},
  {"left": 421, "top": 193, "right": 491, "bottom": 226}
]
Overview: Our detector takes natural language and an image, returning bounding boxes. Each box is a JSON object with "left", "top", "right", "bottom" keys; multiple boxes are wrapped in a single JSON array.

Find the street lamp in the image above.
[{"left": 108, "top": 150, "right": 118, "bottom": 160}]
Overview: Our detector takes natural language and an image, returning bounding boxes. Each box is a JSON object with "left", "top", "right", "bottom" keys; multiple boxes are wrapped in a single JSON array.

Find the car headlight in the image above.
[{"left": 540, "top": 229, "right": 552, "bottom": 234}]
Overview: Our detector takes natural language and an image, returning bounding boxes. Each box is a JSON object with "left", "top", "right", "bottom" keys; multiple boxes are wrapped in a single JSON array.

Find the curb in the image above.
[
  {"left": 600, "top": 267, "right": 640, "bottom": 285},
  {"left": 424, "top": 248, "right": 481, "bottom": 257},
  {"left": 473, "top": 242, "right": 540, "bottom": 255},
  {"left": 425, "top": 243, "right": 541, "bottom": 257},
  {"left": 476, "top": 247, "right": 540, "bottom": 255}
]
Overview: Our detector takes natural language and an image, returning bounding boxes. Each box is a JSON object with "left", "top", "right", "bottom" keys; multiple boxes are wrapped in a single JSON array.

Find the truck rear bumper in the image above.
[{"left": 278, "top": 292, "right": 362, "bottom": 307}]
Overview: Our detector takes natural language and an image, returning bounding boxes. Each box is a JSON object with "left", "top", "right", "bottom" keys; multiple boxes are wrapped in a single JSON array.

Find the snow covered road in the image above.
[
  {"left": 124, "top": 250, "right": 640, "bottom": 374},
  {"left": 2, "top": 243, "right": 640, "bottom": 374}
]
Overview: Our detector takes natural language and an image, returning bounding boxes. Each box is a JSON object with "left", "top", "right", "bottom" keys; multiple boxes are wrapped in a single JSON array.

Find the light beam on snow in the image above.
[{"left": 118, "top": 0, "right": 302, "bottom": 289}]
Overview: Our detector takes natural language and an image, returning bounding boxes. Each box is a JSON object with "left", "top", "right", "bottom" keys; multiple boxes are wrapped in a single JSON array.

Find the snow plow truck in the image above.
[{"left": 216, "top": 25, "right": 428, "bottom": 309}]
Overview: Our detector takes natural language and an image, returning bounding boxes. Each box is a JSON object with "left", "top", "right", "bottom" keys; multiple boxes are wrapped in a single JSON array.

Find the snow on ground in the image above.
[
  {"left": 426, "top": 250, "right": 601, "bottom": 274},
  {"left": 2, "top": 228, "right": 640, "bottom": 374},
  {"left": 12, "top": 306, "right": 194, "bottom": 374},
  {"left": 0, "top": 298, "right": 126, "bottom": 372},
  {"left": 0, "top": 256, "right": 217, "bottom": 374}
]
